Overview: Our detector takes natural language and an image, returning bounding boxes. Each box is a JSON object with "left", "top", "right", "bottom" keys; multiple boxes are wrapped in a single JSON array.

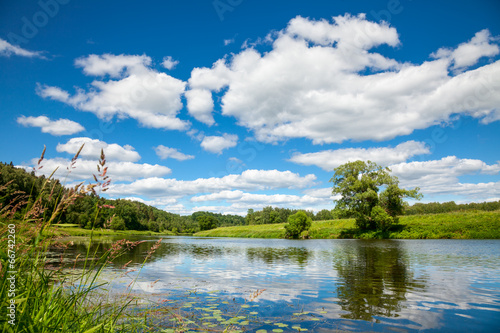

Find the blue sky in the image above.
[{"left": 1, "top": 0, "right": 499, "bottom": 215}]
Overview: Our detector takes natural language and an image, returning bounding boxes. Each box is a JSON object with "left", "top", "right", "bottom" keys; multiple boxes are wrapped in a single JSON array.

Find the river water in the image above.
[{"left": 57, "top": 237, "right": 500, "bottom": 332}]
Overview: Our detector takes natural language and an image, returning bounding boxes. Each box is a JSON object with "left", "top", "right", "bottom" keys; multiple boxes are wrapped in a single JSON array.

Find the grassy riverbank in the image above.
[
  {"left": 194, "top": 210, "right": 500, "bottom": 239},
  {"left": 48, "top": 223, "right": 175, "bottom": 237}
]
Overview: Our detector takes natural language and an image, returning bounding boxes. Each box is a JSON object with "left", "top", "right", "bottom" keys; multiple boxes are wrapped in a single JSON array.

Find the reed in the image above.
[{"left": 0, "top": 146, "right": 163, "bottom": 332}]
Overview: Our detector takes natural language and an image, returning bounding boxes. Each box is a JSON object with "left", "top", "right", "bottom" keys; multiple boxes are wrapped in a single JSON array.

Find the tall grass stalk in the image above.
[{"left": 0, "top": 146, "right": 157, "bottom": 332}]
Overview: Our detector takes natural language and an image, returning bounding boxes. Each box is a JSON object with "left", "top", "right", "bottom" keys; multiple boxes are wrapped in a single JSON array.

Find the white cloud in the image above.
[
  {"left": 107, "top": 169, "right": 317, "bottom": 198},
  {"left": 185, "top": 89, "right": 215, "bottom": 125},
  {"left": 191, "top": 190, "right": 335, "bottom": 216},
  {"left": 189, "top": 187, "right": 340, "bottom": 215},
  {"left": 391, "top": 156, "right": 500, "bottom": 201},
  {"left": 289, "top": 141, "right": 430, "bottom": 171},
  {"left": 154, "top": 145, "right": 194, "bottom": 161},
  {"left": 56, "top": 137, "right": 141, "bottom": 162},
  {"left": 17, "top": 115, "right": 85, "bottom": 136},
  {"left": 433, "top": 29, "right": 500, "bottom": 71},
  {"left": 0, "top": 39, "right": 43, "bottom": 58},
  {"left": 200, "top": 133, "right": 238, "bottom": 154},
  {"left": 161, "top": 56, "right": 179, "bottom": 70},
  {"left": 74, "top": 54, "right": 151, "bottom": 77},
  {"left": 29, "top": 158, "right": 171, "bottom": 183},
  {"left": 188, "top": 14, "right": 500, "bottom": 144},
  {"left": 189, "top": 59, "right": 233, "bottom": 91},
  {"left": 37, "top": 54, "right": 189, "bottom": 131},
  {"left": 191, "top": 190, "right": 329, "bottom": 207},
  {"left": 122, "top": 196, "right": 178, "bottom": 207}
]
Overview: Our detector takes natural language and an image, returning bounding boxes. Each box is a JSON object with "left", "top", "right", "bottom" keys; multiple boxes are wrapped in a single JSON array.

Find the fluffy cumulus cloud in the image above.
[
  {"left": 22, "top": 138, "right": 170, "bottom": 183},
  {"left": 392, "top": 156, "right": 500, "bottom": 201},
  {"left": 17, "top": 115, "right": 85, "bottom": 136},
  {"left": 154, "top": 145, "right": 194, "bottom": 161},
  {"left": 289, "top": 141, "right": 430, "bottom": 171},
  {"left": 188, "top": 14, "right": 500, "bottom": 144},
  {"left": 184, "top": 89, "right": 215, "bottom": 125},
  {"left": 161, "top": 56, "right": 179, "bottom": 70},
  {"left": 433, "top": 29, "right": 500, "bottom": 71},
  {"left": 56, "top": 137, "right": 141, "bottom": 162},
  {"left": 190, "top": 187, "right": 339, "bottom": 215},
  {"left": 107, "top": 169, "right": 317, "bottom": 198},
  {"left": 37, "top": 54, "right": 188, "bottom": 130},
  {"left": 200, "top": 133, "right": 238, "bottom": 154},
  {"left": 192, "top": 190, "right": 329, "bottom": 207},
  {"left": 28, "top": 158, "right": 171, "bottom": 183},
  {"left": 0, "top": 38, "right": 43, "bottom": 58}
]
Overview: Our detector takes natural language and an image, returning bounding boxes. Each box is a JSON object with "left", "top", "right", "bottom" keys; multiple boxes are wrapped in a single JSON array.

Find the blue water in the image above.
[{"left": 63, "top": 237, "right": 500, "bottom": 332}]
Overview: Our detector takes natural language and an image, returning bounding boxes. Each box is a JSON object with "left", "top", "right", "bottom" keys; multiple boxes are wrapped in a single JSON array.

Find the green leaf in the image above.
[{"left": 82, "top": 324, "right": 103, "bottom": 333}]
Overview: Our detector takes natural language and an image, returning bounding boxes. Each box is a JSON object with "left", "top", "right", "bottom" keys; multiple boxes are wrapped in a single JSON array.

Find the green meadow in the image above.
[{"left": 194, "top": 210, "right": 500, "bottom": 239}]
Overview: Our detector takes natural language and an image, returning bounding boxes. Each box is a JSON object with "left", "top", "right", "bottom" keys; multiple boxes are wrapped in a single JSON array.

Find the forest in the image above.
[{"left": 1, "top": 162, "right": 499, "bottom": 233}]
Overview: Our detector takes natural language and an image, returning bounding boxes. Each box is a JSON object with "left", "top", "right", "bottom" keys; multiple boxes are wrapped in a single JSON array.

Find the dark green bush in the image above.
[{"left": 285, "top": 211, "right": 312, "bottom": 239}]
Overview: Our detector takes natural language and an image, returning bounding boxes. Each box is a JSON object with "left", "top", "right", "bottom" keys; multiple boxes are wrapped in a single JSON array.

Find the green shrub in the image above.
[{"left": 285, "top": 211, "right": 312, "bottom": 239}]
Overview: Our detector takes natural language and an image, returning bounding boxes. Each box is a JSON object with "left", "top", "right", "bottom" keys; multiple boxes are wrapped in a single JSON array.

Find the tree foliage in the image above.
[
  {"left": 197, "top": 215, "right": 218, "bottom": 231},
  {"left": 330, "top": 160, "right": 422, "bottom": 230},
  {"left": 284, "top": 210, "right": 312, "bottom": 239},
  {"left": 405, "top": 200, "right": 500, "bottom": 215}
]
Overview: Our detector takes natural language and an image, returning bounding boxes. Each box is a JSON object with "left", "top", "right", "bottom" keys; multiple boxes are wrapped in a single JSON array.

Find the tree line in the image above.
[
  {"left": 2, "top": 161, "right": 498, "bottom": 235},
  {"left": 405, "top": 200, "right": 500, "bottom": 215},
  {"left": 245, "top": 206, "right": 343, "bottom": 225}
]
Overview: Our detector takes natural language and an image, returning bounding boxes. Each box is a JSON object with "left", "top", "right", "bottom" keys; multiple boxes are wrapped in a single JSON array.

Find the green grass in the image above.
[
  {"left": 194, "top": 210, "right": 500, "bottom": 239},
  {"left": 195, "top": 223, "right": 288, "bottom": 238},
  {"left": 48, "top": 225, "right": 175, "bottom": 237}
]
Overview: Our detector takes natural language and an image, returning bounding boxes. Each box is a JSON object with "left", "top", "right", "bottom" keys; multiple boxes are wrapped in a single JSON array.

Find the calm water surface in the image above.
[{"left": 58, "top": 237, "right": 500, "bottom": 332}]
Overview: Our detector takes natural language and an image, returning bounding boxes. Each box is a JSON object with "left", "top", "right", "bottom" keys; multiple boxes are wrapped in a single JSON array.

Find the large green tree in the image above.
[{"left": 330, "top": 160, "right": 422, "bottom": 230}]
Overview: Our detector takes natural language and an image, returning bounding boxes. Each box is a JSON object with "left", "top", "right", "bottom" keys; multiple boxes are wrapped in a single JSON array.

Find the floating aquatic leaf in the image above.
[
  {"left": 319, "top": 311, "right": 327, "bottom": 314},
  {"left": 250, "top": 311, "right": 258, "bottom": 315},
  {"left": 256, "top": 330, "right": 267, "bottom": 333},
  {"left": 241, "top": 304, "right": 250, "bottom": 308},
  {"left": 272, "top": 329, "right": 284, "bottom": 333},
  {"left": 240, "top": 320, "right": 249, "bottom": 325}
]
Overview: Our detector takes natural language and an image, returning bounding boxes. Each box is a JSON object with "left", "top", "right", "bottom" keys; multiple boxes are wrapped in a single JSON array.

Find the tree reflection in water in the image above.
[
  {"left": 50, "top": 236, "right": 243, "bottom": 268},
  {"left": 246, "top": 247, "right": 311, "bottom": 267},
  {"left": 333, "top": 241, "right": 427, "bottom": 321}
]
